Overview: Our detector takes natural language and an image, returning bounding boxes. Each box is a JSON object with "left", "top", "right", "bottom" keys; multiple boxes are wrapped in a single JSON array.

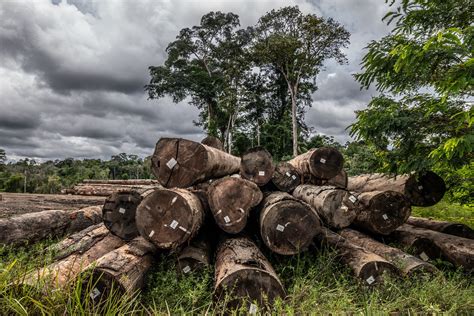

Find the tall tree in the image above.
[
  {"left": 252, "top": 6, "right": 350, "bottom": 156},
  {"left": 0, "top": 149, "right": 5, "bottom": 171}
]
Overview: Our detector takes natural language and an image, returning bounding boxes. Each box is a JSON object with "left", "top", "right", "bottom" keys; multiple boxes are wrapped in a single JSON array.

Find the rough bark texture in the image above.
[
  {"left": 339, "top": 228, "right": 438, "bottom": 276},
  {"left": 0, "top": 205, "right": 103, "bottom": 246},
  {"left": 151, "top": 138, "right": 240, "bottom": 188},
  {"left": 271, "top": 162, "right": 301, "bottom": 192},
  {"left": 81, "top": 237, "right": 157, "bottom": 303},
  {"left": 309, "top": 169, "right": 348, "bottom": 189},
  {"left": 207, "top": 177, "right": 263, "bottom": 234},
  {"left": 102, "top": 188, "right": 157, "bottom": 241},
  {"left": 288, "top": 147, "right": 344, "bottom": 180},
  {"left": 347, "top": 171, "right": 445, "bottom": 207},
  {"left": 68, "top": 184, "right": 159, "bottom": 196},
  {"left": 260, "top": 192, "right": 321, "bottom": 255},
  {"left": 351, "top": 191, "right": 411, "bottom": 235},
  {"left": 214, "top": 236, "right": 285, "bottom": 311},
  {"left": 315, "top": 227, "right": 398, "bottom": 285},
  {"left": 406, "top": 217, "right": 474, "bottom": 240},
  {"left": 383, "top": 229, "right": 442, "bottom": 261},
  {"left": 240, "top": 147, "right": 275, "bottom": 186},
  {"left": 136, "top": 188, "right": 205, "bottom": 249},
  {"left": 82, "top": 179, "right": 159, "bottom": 185},
  {"left": 293, "top": 185, "right": 358, "bottom": 229},
  {"left": 201, "top": 135, "right": 224, "bottom": 151},
  {"left": 177, "top": 234, "right": 211, "bottom": 275}
]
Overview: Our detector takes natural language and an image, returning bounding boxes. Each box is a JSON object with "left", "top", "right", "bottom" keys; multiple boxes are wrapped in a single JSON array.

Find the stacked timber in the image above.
[
  {"left": 66, "top": 182, "right": 160, "bottom": 197},
  {"left": 406, "top": 216, "right": 474, "bottom": 239}
]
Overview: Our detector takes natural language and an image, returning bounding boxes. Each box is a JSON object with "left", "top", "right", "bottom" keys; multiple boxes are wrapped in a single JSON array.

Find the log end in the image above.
[
  {"left": 271, "top": 162, "right": 301, "bottom": 192},
  {"left": 81, "top": 269, "right": 125, "bottom": 305},
  {"left": 406, "top": 171, "right": 446, "bottom": 206},
  {"left": 443, "top": 224, "right": 474, "bottom": 240},
  {"left": 309, "top": 147, "right": 344, "bottom": 180},
  {"left": 240, "top": 147, "right": 275, "bottom": 186},
  {"left": 359, "top": 260, "right": 398, "bottom": 286},
  {"left": 102, "top": 191, "right": 141, "bottom": 241}
]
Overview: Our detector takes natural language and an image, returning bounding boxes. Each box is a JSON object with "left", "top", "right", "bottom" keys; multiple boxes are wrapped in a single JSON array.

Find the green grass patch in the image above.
[{"left": 412, "top": 199, "right": 474, "bottom": 228}]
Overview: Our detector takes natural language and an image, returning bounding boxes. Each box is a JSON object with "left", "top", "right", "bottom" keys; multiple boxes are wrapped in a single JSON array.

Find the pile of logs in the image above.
[
  {"left": 63, "top": 179, "right": 161, "bottom": 196},
  {"left": 17, "top": 137, "right": 473, "bottom": 313}
]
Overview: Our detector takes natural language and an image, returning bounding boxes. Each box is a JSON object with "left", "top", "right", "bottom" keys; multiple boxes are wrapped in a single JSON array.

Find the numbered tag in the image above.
[
  {"left": 224, "top": 216, "right": 230, "bottom": 223},
  {"left": 320, "top": 158, "right": 326, "bottom": 164},
  {"left": 366, "top": 275, "right": 375, "bottom": 285},
  {"left": 166, "top": 158, "right": 177, "bottom": 169},
  {"left": 170, "top": 220, "right": 179, "bottom": 229},
  {"left": 285, "top": 172, "right": 291, "bottom": 177},
  {"left": 418, "top": 185, "right": 423, "bottom": 190},
  {"left": 258, "top": 171, "right": 265, "bottom": 176},
  {"left": 119, "top": 207, "right": 126, "bottom": 214},
  {"left": 249, "top": 303, "right": 258, "bottom": 315},
  {"left": 292, "top": 175, "right": 297, "bottom": 180},
  {"left": 276, "top": 224, "right": 285, "bottom": 232},
  {"left": 382, "top": 214, "right": 388, "bottom": 220},
  {"left": 419, "top": 252, "right": 429, "bottom": 261},
  {"left": 182, "top": 266, "right": 191, "bottom": 274},
  {"left": 349, "top": 195, "right": 357, "bottom": 203},
  {"left": 90, "top": 287, "right": 101, "bottom": 300},
  {"left": 148, "top": 230, "right": 155, "bottom": 238}
]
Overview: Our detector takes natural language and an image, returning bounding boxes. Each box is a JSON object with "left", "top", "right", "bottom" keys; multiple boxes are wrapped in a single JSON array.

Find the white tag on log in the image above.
[
  {"left": 258, "top": 171, "right": 265, "bottom": 176},
  {"left": 276, "top": 224, "right": 285, "bottom": 232},
  {"left": 148, "top": 230, "right": 155, "bottom": 238},
  {"left": 171, "top": 196, "right": 177, "bottom": 205},
  {"left": 382, "top": 214, "right": 388, "bottom": 220},
  {"left": 349, "top": 195, "right": 357, "bottom": 203},
  {"left": 320, "top": 158, "right": 326, "bottom": 164},
  {"left": 224, "top": 216, "right": 230, "bottom": 223},
  {"left": 366, "top": 275, "right": 375, "bottom": 285},
  {"left": 166, "top": 158, "right": 177, "bottom": 169},
  {"left": 292, "top": 175, "right": 297, "bottom": 180},
  {"left": 418, "top": 185, "right": 423, "bottom": 190},
  {"left": 182, "top": 265, "right": 191, "bottom": 274},
  {"left": 285, "top": 172, "right": 291, "bottom": 177},
  {"left": 249, "top": 303, "right": 258, "bottom": 315},
  {"left": 170, "top": 220, "right": 179, "bottom": 229},
  {"left": 420, "top": 252, "right": 429, "bottom": 261},
  {"left": 119, "top": 207, "right": 126, "bottom": 214},
  {"left": 90, "top": 287, "right": 101, "bottom": 300}
]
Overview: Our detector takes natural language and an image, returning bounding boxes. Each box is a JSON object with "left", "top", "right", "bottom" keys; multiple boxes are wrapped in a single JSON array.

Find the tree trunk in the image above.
[
  {"left": 151, "top": 138, "right": 240, "bottom": 188},
  {"left": 347, "top": 171, "right": 446, "bottom": 207},
  {"left": 271, "top": 162, "right": 301, "bottom": 192},
  {"left": 392, "top": 224, "right": 474, "bottom": 271},
  {"left": 214, "top": 236, "right": 285, "bottom": 311},
  {"left": 102, "top": 188, "right": 158, "bottom": 241},
  {"left": 288, "top": 147, "right": 344, "bottom": 180},
  {"left": 406, "top": 217, "right": 474, "bottom": 239},
  {"left": 177, "top": 234, "right": 211, "bottom": 276},
  {"left": 207, "top": 177, "right": 262, "bottom": 234},
  {"left": 201, "top": 136, "right": 224, "bottom": 151},
  {"left": 82, "top": 179, "right": 159, "bottom": 185},
  {"left": 309, "top": 169, "right": 348, "bottom": 189},
  {"left": 291, "top": 92, "right": 298, "bottom": 157},
  {"left": 81, "top": 237, "right": 157, "bottom": 303},
  {"left": 240, "top": 147, "right": 275, "bottom": 186},
  {"left": 259, "top": 192, "right": 321, "bottom": 255},
  {"left": 351, "top": 191, "right": 411, "bottom": 235},
  {"left": 136, "top": 188, "right": 205, "bottom": 249},
  {"left": 315, "top": 227, "right": 398, "bottom": 285},
  {"left": 0, "top": 205, "right": 103, "bottom": 246},
  {"left": 22, "top": 224, "right": 124, "bottom": 289},
  {"left": 256, "top": 121, "right": 261, "bottom": 146},
  {"left": 339, "top": 228, "right": 438, "bottom": 277},
  {"left": 292, "top": 185, "right": 358, "bottom": 229}
]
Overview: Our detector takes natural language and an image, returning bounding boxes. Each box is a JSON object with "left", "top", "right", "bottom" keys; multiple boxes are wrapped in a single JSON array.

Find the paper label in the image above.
[
  {"left": 349, "top": 195, "right": 357, "bottom": 203},
  {"left": 182, "top": 266, "right": 191, "bottom": 274},
  {"left": 224, "top": 216, "right": 230, "bottom": 223},
  {"left": 216, "top": 209, "right": 222, "bottom": 215},
  {"left": 366, "top": 275, "right": 375, "bottom": 285},
  {"left": 292, "top": 175, "right": 297, "bottom": 180},
  {"left": 285, "top": 172, "right": 291, "bottom": 177},
  {"left": 119, "top": 207, "right": 126, "bottom": 214},
  {"left": 258, "top": 171, "right": 265, "bottom": 176},
  {"left": 166, "top": 158, "right": 177, "bottom": 169},
  {"left": 418, "top": 185, "right": 423, "bottom": 190},
  {"left": 419, "top": 252, "right": 429, "bottom": 261},
  {"left": 382, "top": 214, "right": 388, "bottom": 220},
  {"left": 148, "top": 230, "right": 155, "bottom": 238},
  {"left": 90, "top": 287, "right": 101, "bottom": 300},
  {"left": 320, "top": 158, "right": 326, "bottom": 164},
  {"left": 249, "top": 303, "right": 258, "bottom": 315},
  {"left": 170, "top": 220, "right": 179, "bottom": 229},
  {"left": 276, "top": 224, "right": 285, "bottom": 232}
]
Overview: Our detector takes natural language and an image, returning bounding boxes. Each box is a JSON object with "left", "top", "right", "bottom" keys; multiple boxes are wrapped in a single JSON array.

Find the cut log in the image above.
[
  {"left": 214, "top": 236, "right": 285, "bottom": 311},
  {"left": 22, "top": 224, "right": 124, "bottom": 289},
  {"left": 82, "top": 179, "right": 159, "bottom": 185},
  {"left": 315, "top": 227, "right": 398, "bottom": 285},
  {"left": 70, "top": 184, "right": 159, "bottom": 196},
  {"left": 288, "top": 147, "right": 344, "bottom": 180},
  {"left": 240, "top": 147, "right": 275, "bottom": 186},
  {"left": 260, "top": 192, "right": 321, "bottom": 255},
  {"left": 0, "top": 205, "right": 103, "bottom": 246},
  {"left": 292, "top": 185, "right": 358, "bottom": 229},
  {"left": 309, "top": 169, "right": 348, "bottom": 189},
  {"left": 201, "top": 135, "right": 224, "bottom": 151},
  {"left": 271, "top": 162, "right": 301, "bottom": 192},
  {"left": 339, "top": 228, "right": 438, "bottom": 276},
  {"left": 406, "top": 217, "right": 474, "bottom": 239},
  {"left": 351, "top": 191, "right": 411, "bottom": 235},
  {"left": 81, "top": 237, "right": 157, "bottom": 303},
  {"left": 347, "top": 171, "right": 446, "bottom": 207},
  {"left": 177, "top": 234, "right": 211, "bottom": 275},
  {"left": 151, "top": 138, "right": 240, "bottom": 188},
  {"left": 207, "top": 177, "right": 262, "bottom": 234},
  {"left": 391, "top": 224, "right": 474, "bottom": 271},
  {"left": 383, "top": 229, "right": 442, "bottom": 261},
  {"left": 136, "top": 188, "right": 205, "bottom": 249},
  {"left": 102, "top": 188, "right": 157, "bottom": 241}
]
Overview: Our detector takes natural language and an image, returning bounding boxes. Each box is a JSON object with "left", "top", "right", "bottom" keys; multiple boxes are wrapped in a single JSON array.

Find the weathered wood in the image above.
[
  {"left": 136, "top": 188, "right": 205, "bottom": 249},
  {"left": 260, "top": 192, "right": 321, "bottom": 255},
  {"left": 214, "top": 236, "right": 285, "bottom": 311},
  {"left": 347, "top": 171, "right": 446, "bottom": 207},
  {"left": 207, "top": 177, "right": 262, "bottom": 234},
  {"left": 82, "top": 179, "right": 159, "bottom": 185},
  {"left": 201, "top": 135, "right": 224, "bottom": 151},
  {"left": 315, "top": 227, "right": 398, "bottom": 285},
  {"left": 151, "top": 138, "right": 240, "bottom": 188},
  {"left": 0, "top": 206, "right": 103, "bottom": 246},
  {"left": 288, "top": 147, "right": 344, "bottom": 180},
  {"left": 383, "top": 229, "right": 442, "bottom": 261},
  {"left": 309, "top": 169, "right": 348, "bottom": 189},
  {"left": 70, "top": 184, "right": 159, "bottom": 196},
  {"left": 293, "top": 185, "right": 358, "bottom": 229},
  {"left": 177, "top": 234, "right": 211, "bottom": 275},
  {"left": 351, "top": 191, "right": 411, "bottom": 235},
  {"left": 406, "top": 217, "right": 474, "bottom": 239},
  {"left": 240, "top": 147, "right": 275, "bottom": 186},
  {"left": 81, "top": 237, "right": 157, "bottom": 303},
  {"left": 339, "top": 228, "right": 438, "bottom": 276},
  {"left": 271, "top": 162, "right": 301, "bottom": 192}
]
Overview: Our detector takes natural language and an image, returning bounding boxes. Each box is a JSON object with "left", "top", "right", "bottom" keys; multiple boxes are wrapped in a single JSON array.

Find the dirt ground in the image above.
[{"left": 0, "top": 192, "right": 105, "bottom": 218}]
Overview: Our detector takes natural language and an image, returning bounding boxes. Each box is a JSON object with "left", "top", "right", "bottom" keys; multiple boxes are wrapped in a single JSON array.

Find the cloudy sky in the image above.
[{"left": 0, "top": 0, "right": 393, "bottom": 161}]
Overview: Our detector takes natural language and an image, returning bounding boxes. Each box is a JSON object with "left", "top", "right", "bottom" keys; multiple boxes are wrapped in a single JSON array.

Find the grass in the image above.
[{"left": 1, "top": 200, "right": 473, "bottom": 315}]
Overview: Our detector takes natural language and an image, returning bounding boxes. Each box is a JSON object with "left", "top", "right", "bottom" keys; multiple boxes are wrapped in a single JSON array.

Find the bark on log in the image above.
[
  {"left": 271, "top": 162, "right": 301, "bottom": 192},
  {"left": 214, "top": 236, "right": 285, "bottom": 311},
  {"left": 177, "top": 234, "right": 211, "bottom": 275},
  {"left": 207, "top": 177, "right": 262, "bottom": 234},
  {"left": 383, "top": 229, "right": 442, "bottom": 261},
  {"left": 240, "top": 147, "right": 275, "bottom": 186},
  {"left": 151, "top": 138, "right": 240, "bottom": 188},
  {"left": 292, "top": 185, "right": 358, "bottom": 229},
  {"left": 102, "top": 188, "right": 157, "bottom": 241},
  {"left": 0, "top": 206, "right": 103, "bottom": 246},
  {"left": 136, "top": 188, "right": 205, "bottom": 249},
  {"left": 406, "top": 217, "right": 474, "bottom": 240},
  {"left": 70, "top": 184, "right": 159, "bottom": 196},
  {"left": 315, "top": 227, "right": 398, "bottom": 285},
  {"left": 351, "top": 191, "right": 411, "bottom": 235},
  {"left": 392, "top": 224, "right": 474, "bottom": 271},
  {"left": 260, "top": 192, "right": 321, "bottom": 255},
  {"left": 288, "top": 147, "right": 344, "bottom": 180},
  {"left": 347, "top": 171, "right": 446, "bottom": 207},
  {"left": 339, "top": 228, "right": 438, "bottom": 276},
  {"left": 81, "top": 237, "right": 157, "bottom": 303},
  {"left": 82, "top": 179, "right": 159, "bottom": 185},
  {"left": 201, "top": 135, "right": 224, "bottom": 151},
  {"left": 309, "top": 169, "right": 348, "bottom": 189}
]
